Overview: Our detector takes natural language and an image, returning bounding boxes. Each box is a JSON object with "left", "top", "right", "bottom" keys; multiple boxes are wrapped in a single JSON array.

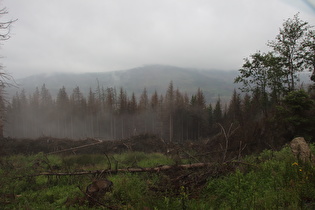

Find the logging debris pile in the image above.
[{"left": 0, "top": 134, "right": 235, "bottom": 161}]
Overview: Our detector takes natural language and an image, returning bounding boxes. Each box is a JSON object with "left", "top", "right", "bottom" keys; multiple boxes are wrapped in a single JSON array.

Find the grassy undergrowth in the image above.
[{"left": 1, "top": 147, "right": 315, "bottom": 209}]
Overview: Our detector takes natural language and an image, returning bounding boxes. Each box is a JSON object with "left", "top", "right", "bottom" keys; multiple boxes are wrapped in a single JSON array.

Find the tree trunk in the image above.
[
  {"left": 169, "top": 114, "right": 173, "bottom": 142},
  {"left": 0, "top": 119, "right": 3, "bottom": 138}
]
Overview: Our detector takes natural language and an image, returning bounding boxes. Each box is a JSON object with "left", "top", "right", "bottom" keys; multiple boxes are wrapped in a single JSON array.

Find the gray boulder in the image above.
[{"left": 290, "top": 137, "right": 314, "bottom": 163}]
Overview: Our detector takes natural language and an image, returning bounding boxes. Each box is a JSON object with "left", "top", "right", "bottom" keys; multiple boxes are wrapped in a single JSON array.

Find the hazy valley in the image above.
[{"left": 9, "top": 65, "right": 239, "bottom": 103}]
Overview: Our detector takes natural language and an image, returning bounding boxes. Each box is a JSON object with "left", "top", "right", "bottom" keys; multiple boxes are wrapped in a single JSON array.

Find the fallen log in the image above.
[
  {"left": 28, "top": 162, "right": 216, "bottom": 177},
  {"left": 19, "top": 161, "right": 256, "bottom": 178}
]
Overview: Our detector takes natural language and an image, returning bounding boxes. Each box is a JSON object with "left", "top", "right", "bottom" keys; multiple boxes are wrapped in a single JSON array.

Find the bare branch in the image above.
[{"left": 46, "top": 139, "right": 104, "bottom": 155}]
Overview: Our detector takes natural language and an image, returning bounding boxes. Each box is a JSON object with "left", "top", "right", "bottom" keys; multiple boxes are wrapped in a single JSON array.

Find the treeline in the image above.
[
  {"left": 4, "top": 81, "right": 242, "bottom": 140},
  {"left": 6, "top": 79, "right": 315, "bottom": 149}
]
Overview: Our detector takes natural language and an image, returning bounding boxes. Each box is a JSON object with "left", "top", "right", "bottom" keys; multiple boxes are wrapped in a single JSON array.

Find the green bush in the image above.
[
  {"left": 204, "top": 145, "right": 315, "bottom": 209},
  {"left": 108, "top": 173, "right": 149, "bottom": 208}
]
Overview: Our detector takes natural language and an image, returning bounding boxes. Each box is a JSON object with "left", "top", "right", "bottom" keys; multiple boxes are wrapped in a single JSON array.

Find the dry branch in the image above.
[
  {"left": 19, "top": 161, "right": 257, "bottom": 179},
  {"left": 47, "top": 139, "right": 105, "bottom": 155}
]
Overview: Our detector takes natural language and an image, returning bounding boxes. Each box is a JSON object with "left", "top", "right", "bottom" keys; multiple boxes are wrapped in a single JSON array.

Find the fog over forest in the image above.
[{"left": 5, "top": 81, "right": 218, "bottom": 140}]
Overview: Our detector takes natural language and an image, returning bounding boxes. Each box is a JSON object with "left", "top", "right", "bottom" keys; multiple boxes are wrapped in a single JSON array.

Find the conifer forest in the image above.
[{"left": 6, "top": 82, "right": 212, "bottom": 141}]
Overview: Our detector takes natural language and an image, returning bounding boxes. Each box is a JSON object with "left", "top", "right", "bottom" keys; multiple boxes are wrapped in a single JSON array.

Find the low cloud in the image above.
[{"left": 1, "top": 0, "right": 315, "bottom": 78}]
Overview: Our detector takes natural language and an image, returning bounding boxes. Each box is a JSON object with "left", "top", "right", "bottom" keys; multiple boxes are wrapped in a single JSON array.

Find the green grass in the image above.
[
  {"left": 1, "top": 147, "right": 315, "bottom": 209},
  {"left": 112, "top": 151, "right": 175, "bottom": 168}
]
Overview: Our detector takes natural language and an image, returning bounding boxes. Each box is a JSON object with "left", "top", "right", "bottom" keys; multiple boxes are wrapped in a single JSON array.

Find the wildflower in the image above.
[
  {"left": 299, "top": 169, "right": 302, "bottom": 172},
  {"left": 292, "top": 162, "right": 298, "bottom": 166}
]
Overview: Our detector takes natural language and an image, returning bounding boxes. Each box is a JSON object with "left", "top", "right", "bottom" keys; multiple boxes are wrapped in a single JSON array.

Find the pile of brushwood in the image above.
[{"left": 1, "top": 135, "right": 315, "bottom": 209}]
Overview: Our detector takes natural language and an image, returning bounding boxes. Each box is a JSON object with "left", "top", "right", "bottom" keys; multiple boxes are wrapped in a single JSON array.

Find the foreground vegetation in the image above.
[{"left": 1, "top": 144, "right": 315, "bottom": 209}]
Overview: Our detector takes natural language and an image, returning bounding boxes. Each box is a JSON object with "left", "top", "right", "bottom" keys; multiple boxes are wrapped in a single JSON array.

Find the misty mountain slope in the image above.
[{"left": 9, "top": 65, "right": 239, "bottom": 103}]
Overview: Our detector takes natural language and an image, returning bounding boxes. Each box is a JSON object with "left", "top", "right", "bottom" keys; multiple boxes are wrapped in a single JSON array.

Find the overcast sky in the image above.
[{"left": 1, "top": 0, "right": 315, "bottom": 78}]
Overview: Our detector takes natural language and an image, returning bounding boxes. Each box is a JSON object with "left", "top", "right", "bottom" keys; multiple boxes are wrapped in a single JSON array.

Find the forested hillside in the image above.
[{"left": 9, "top": 65, "right": 238, "bottom": 103}]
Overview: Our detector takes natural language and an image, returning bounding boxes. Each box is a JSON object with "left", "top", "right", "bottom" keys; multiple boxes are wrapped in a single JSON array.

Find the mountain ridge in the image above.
[{"left": 8, "top": 65, "right": 239, "bottom": 103}]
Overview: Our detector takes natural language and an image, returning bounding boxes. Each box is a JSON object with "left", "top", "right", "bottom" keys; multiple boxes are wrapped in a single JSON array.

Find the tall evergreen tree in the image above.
[
  {"left": 118, "top": 87, "right": 128, "bottom": 138},
  {"left": 227, "top": 89, "right": 243, "bottom": 124},
  {"left": 87, "top": 88, "right": 99, "bottom": 137},
  {"left": 105, "top": 87, "right": 117, "bottom": 139},
  {"left": 276, "top": 89, "right": 315, "bottom": 139},
  {"left": 40, "top": 84, "right": 54, "bottom": 136},
  {"left": 138, "top": 88, "right": 150, "bottom": 133},
  {"left": 207, "top": 103, "right": 214, "bottom": 129},
  {"left": 128, "top": 92, "right": 137, "bottom": 114},
  {"left": 165, "top": 81, "right": 175, "bottom": 142},
  {"left": 213, "top": 97, "right": 222, "bottom": 123},
  {"left": 70, "top": 86, "right": 87, "bottom": 138},
  {"left": 128, "top": 92, "right": 137, "bottom": 136},
  {"left": 19, "top": 89, "right": 28, "bottom": 137},
  {"left": 150, "top": 90, "right": 160, "bottom": 135},
  {"left": 190, "top": 88, "right": 207, "bottom": 140},
  {"left": 56, "top": 86, "right": 70, "bottom": 137},
  {"left": 40, "top": 84, "right": 53, "bottom": 107},
  {"left": 241, "top": 93, "right": 251, "bottom": 120}
]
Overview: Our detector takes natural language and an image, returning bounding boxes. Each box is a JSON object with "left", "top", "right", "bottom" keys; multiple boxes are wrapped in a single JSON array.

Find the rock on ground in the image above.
[{"left": 290, "top": 137, "right": 314, "bottom": 163}]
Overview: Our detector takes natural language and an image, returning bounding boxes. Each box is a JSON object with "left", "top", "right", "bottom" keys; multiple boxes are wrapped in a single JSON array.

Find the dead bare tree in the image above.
[
  {"left": 217, "top": 123, "right": 240, "bottom": 162},
  {"left": 0, "top": 7, "right": 17, "bottom": 138}
]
